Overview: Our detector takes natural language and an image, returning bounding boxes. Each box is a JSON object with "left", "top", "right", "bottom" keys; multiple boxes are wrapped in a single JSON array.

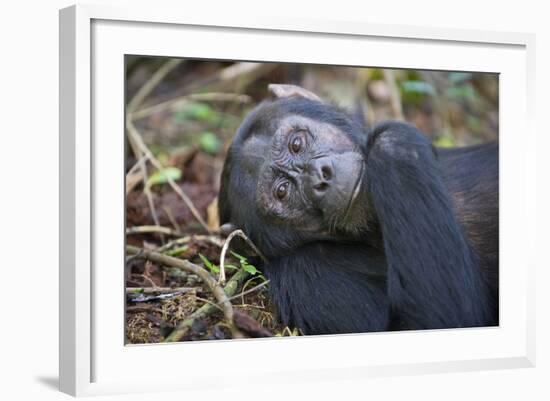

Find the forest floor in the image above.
[{"left": 125, "top": 149, "right": 290, "bottom": 343}]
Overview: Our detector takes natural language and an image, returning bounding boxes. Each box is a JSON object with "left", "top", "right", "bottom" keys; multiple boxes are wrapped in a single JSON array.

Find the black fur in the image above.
[
  {"left": 219, "top": 97, "right": 498, "bottom": 335},
  {"left": 364, "top": 122, "right": 494, "bottom": 329},
  {"left": 266, "top": 242, "right": 388, "bottom": 334}
]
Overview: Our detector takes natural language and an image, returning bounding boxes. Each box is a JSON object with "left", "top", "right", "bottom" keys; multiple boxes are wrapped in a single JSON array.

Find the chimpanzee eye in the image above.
[
  {"left": 289, "top": 135, "right": 303, "bottom": 154},
  {"left": 275, "top": 181, "right": 289, "bottom": 200}
]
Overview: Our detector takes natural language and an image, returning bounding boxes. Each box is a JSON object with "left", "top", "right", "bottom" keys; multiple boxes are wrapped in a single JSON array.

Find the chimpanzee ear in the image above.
[{"left": 268, "top": 84, "right": 323, "bottom": 102}]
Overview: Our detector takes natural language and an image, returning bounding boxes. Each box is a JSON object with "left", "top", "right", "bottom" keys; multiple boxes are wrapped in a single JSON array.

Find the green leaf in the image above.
[
  {"left": 434, "top": 136, "right": 456, "bottom": 148},
  {"left": 448, "top": 72, "right": 472, "bottom": 84},
  {"left": 229, "top": 251, "right": 260, "bottom": 275},
  {"left": 198, "top": 253, "right": 219, "bottom": 274},
  {"left": 230, "top": 251, "right": 247, "bottom": 262},
  {"left": 445, "top": 85, "right": 476, "bottom": 101},
  {"left": 174, "top": 102, "right": 215, "bottom": 123},
  {"left": 229, "top": 251, "right": 261, "bottom": 276},
  {"left": 401, "top": 80, "right": 436, "bottom": 95},
  {"left": 241, "top": 262, "right": 259, "bottom": 275},
  {"left": 146, "top": 167, "right": 182, "bottom": 187},
  {"left": 198, "top": 132, "right": 221, "bottom": 154}
]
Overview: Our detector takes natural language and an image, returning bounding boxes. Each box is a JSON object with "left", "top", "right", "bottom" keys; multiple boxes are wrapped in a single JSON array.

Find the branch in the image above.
[
  {"left": 126, "top": 286, "right": 201, "bottom": 294},
  {"left": 126, "top": 225, "right": 181, "bottom": 236},
  {"left": 163, "top": 268, "right": 250, "bottom": 342},
  {"left": 126, "top": 245, "right": 243, "bottom": 339},
  {"left": 157, "top": 234, "right": 224, "bottom": 253},
  {"left": 227, "top": 280, "right": 270, "bottom": 302}
]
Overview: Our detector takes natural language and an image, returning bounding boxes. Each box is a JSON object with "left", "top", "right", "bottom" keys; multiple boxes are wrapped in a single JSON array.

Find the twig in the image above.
[
  {"left": 126, "top": 170, "right": 144, "bottom": 195},
  {"left": 227, "top": 280, "right": 270, "bottom": 302},
  {"left": 126, "top": 154, "right": 149, "bottom": 176},
  {"left": 127, "top": 58, "right": 183, "bottom": 114},
  {"left": 126, "top": 305, "right": 165, "bottom": 314},
  {"left": 126, "top": 154, "right": 148, "bottom": 194},
  {"left": 126, "top": 287, "right": 201, "bottom": 294},
  {"left": 163, "top": 268, "right": 250, "bottom": 342},
  {"left": 219, "top": 229, "right": 267, "bottom": 284},
  {"left": 140, "top": 274, "right": 158, "bottom": 288},
  {"left": 162, "top": 205, "right": 181, "bottom": 234},
  {"left": 194, "top": 296, "right": 224, "bottom": 311},
  {"left": 144, "top": 178, "right": 163, "bottom": 241},
  {"left": 126, "top": 245, "right": 243, "bottom": 339},
  {"left": 133, "top": 62, "right": 275, "bottom": 113},
  {"left": 126, "top": 225, "right": 181, "bottom": 236},
  {"left": 126, "top": 129, "right": 164, "bottom": 242},
  {"left": 126, "top": 119, "right": 211, "bottom": 233},
  {"left": 157, "top": 234, "right": 224, "bottom": 253}
]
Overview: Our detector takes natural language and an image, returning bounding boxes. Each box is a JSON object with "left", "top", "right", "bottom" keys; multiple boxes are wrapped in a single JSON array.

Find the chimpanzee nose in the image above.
[{"left": 310, "top": 158, "right": 333, "bottom": 197}]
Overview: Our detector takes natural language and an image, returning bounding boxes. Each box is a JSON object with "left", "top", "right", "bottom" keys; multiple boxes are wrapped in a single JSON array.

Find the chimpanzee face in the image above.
[
  {"left": 218, "top": 87, "right": 373, "bottom": 255},
  {"left": 241, "top": 113, "right": 365, "bottom": 236}
]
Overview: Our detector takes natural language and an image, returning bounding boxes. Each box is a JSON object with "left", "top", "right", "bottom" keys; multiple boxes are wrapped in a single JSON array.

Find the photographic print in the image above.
[{"left": 124, "top": 57, "right": 499, "bottom": 344}]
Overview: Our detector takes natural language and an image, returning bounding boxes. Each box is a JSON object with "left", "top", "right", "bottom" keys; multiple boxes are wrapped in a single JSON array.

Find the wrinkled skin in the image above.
[
  {"left": 245, "top": 113, "right": 366, "bottom": 237},
  {"left": 219, "top": 85, "right": 498, "bottom": 335}
]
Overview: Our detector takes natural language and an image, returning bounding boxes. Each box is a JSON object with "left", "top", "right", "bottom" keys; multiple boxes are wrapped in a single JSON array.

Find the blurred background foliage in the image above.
[{"left": 126, "top": 57, "right": 498, "bottom": 157}]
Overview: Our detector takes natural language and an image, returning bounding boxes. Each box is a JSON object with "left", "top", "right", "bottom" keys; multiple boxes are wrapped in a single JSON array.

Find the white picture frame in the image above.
[{"left": 59, "top": 4, "right": 536, "bottom": 397}]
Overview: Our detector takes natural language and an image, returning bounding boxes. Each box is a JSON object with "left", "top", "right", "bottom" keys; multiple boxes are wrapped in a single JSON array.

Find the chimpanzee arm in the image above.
[
  {"left": 365, "top": 122, "right": 494, "bottom": 329},
  {"left": 264, "top": 242, "right": 389, "bottom": 335}
]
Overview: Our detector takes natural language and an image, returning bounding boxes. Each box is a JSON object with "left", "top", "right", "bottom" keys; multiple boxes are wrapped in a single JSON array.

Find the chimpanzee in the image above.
[{"left": 219, "top": 84, "right": 498, "bottom": 335}]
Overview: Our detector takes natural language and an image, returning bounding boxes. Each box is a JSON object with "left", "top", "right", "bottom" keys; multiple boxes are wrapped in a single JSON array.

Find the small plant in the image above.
[
  {"left": 198, "top": 253, "right": 219, "bottom": 274},
  {"left": 230, "top": 251, "right": 261, "bottom": 276}
]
